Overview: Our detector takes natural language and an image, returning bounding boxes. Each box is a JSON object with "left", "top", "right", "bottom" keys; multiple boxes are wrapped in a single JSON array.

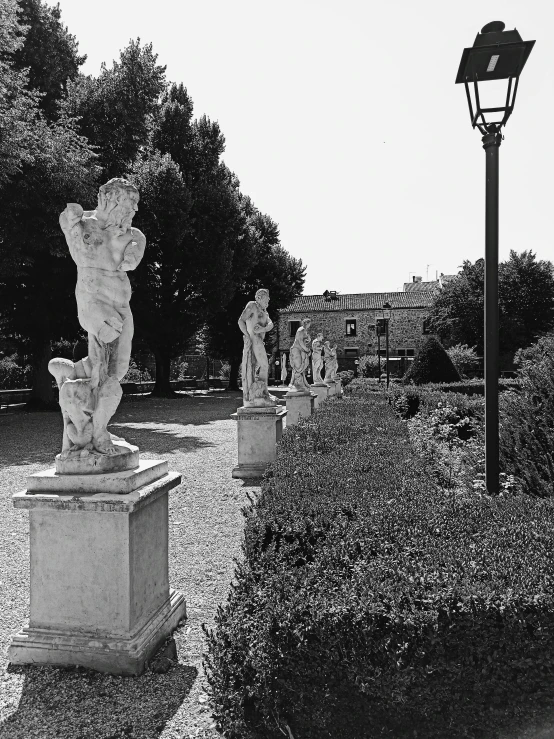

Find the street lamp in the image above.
[
  {"left": 456, "top": 21, "right": 535, "bottom": 495},
  {"left": 381, "top": 302, "right": 392, "bottom": 389}
]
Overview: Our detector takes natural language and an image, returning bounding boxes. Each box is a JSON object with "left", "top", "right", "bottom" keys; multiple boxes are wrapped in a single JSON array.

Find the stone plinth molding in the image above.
[
  {"left": 285, "top": 391, "right": 315, "bottom": 426},
  {"left": 232, "top": 405, "right": 287, "bottom": 479}
]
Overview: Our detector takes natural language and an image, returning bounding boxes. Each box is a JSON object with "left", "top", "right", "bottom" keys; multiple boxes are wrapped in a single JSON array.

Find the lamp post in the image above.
[
  {"left": 456, "top": 21, "right": 534, "bottom": 494},
  {"left": 382, "top": 302, "right": 392, "bottom": 389}
]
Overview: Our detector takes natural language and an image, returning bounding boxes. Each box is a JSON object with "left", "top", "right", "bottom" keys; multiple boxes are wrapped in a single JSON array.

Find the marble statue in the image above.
[
  {"left": 311, "top": 333, "right": 325, "bottom": 385},
  {"left": 280, "top": 353, "right": 288, "bottom": 385},
  {"left": 49, "top": 178, "right": 145, "bottom": 469},
  {"left": 288, "top": 318, "right": 312, "bottom": 393},
  {"left": 238, "top": 289, "right": 278, "bottom": 407},
  {"left": 323, "top": 341, "right": 339, "bottom": 382}
]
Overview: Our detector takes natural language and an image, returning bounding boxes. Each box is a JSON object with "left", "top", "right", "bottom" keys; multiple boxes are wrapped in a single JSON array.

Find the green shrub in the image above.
[
  {"left": 446, "top": 343, "right": 480, "bottom": 377},
  {"left": 404, "top": 336, "right": 461, "bottom": 385},
  {"left": 358, "top": 354, "right": 380, "bottom": 378},
  {"left": 336, "top": 369, "right": 354, "bottom": 387},
  {"left": 0, "top": 354, "right": 32, "bottom": 389},
  {"left": 205, "top": 392, "right": 554, "bottom": 739},
  {"left": 500, "top": 334, "right": 554, "bottom": 497}
]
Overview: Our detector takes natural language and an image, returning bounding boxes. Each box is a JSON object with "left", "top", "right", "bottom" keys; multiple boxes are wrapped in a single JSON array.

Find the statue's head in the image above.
[
  {"left": 255, "top": 288, "right": 270, "bottom": 309},
  {"left": 98, "top": 178, "right": 139, "bottom": 231},
  {"left": 302, "top": 318, "right": 312, "bottom": 329},
  {"left": 324, "top": 340, "right": 331, "bottom": 347},
  {"left": 317, "top": 332, "right": 324, "bottom": 341}
]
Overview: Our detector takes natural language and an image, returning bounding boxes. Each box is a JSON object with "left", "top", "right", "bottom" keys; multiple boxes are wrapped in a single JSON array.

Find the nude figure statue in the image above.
[
  {"left": 323, "top": 341, "right": 339, "bottom": 382},
  {"left": 49, "top": 178, "right": 146, "bottom": 464},
  {"left": 288, "top": 318, "right": 312, "bottom": 393},
  {"left": 238, "top": 289, "right": 278, "bottom": 407},
  {"left": 311, "top": 333, "right": 325, "bottom": 385}
]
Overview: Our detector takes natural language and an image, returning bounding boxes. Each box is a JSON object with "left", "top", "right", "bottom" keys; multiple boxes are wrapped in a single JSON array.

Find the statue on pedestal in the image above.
[
  {"left": 323, "top": 341, "right": 339, "bottom": 382},
  {"left": 311, "top": 333, "right": 325, "bottom": 385},
  {"left": 238, "top": 289, "right": 278, "bottom": 407},
  {"left": 49, "top": 178, "right": 145, "bottom": 471},
  {"left": 280, "top": 353, "right": 288, "bottom": 385},
  {"left": 288, "top": 318, "right": 312, "bottom": 393}
]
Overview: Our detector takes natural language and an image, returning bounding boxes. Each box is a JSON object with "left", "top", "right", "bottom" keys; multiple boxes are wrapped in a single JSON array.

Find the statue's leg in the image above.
[
  {"left": 253, "top": 339, "right": 269, "bottom": 383},
  {"left": 92, "top": 375, "right": 123, "bottom": 454},
  {"left": 111, "top": 309, "right": 133, "bottom": 381}
]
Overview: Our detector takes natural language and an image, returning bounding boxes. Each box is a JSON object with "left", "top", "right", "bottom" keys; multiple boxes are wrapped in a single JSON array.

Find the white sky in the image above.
[{"left": 55, "top": 0, "right": 553, "bottom": 294}]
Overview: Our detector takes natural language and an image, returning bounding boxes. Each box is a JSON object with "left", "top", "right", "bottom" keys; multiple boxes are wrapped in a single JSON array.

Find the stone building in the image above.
[{"left": 277, "top": 288, "right": 437, "bottom": 372}]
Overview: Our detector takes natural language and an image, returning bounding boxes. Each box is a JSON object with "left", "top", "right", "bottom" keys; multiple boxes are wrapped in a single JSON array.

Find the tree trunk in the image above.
[
  {"left": 151, "top": 350, "right": 176, "bottom": 397},
  {"left": 227, "top": 355, "right": 241, "bottom": 391},
  {"left": 26, "top": 335, "right": 56, "bottom": 410}
]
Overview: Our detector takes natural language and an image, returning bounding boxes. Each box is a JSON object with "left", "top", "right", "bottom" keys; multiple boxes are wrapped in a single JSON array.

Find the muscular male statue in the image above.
[
  {"left": 50, "top": 178, "right": 146, "bottom": 460},
  {"left": 238, "top": 289, "right": 278, "bottom": 407}
]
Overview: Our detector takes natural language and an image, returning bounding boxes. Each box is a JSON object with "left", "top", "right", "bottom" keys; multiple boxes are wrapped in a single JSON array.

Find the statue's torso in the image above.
[{"left": 245, "top": 303, "right": 269, "bottom": 336}]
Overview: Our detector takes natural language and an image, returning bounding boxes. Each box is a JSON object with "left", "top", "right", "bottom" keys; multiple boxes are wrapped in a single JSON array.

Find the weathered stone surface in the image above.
[
  {"left": 232, "top": 406, "right": 287, "bottom": 478},
  {"left": 288, "top": 319, "right": 312, "bottom": 393},
  {"left": 238, "top": 289, "right": 278, "bottom": 408},
  {"left": 310, "top": 384, "right": 330, "bottom": 408},
  {"left": 285, "top": 391, "right": 315, "bottom": 426},
  {"left": 8, "top": 469, "right": 185, "bottom": 676},
  {"left": 22, "top": 460, "right": 170, "bottom": 498},
  {"left": 323, "top": 341, "right": 339, "bottom": 382},
  {"left": 54, "top": 438, "right": 139, "bottom": 475},
  {"left": 49, "top": 178, "right": 146, "bottom": 464},
  {"left": 311, "top": 333, "right": 325, "bottom": 384}
]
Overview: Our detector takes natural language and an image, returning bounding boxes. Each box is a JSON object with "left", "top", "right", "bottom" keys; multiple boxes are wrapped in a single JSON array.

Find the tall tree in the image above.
[
  {"left": 62, "top": 39, "right": 166, "bottom": 178},
  {"left": 206, "top": 208, "right": 306, "bottom": 390},
  {"left": 428, "top": 251, "right": 554, "bottom": 363},
  {"left": 12, "top": 0, "right": 85, "bottom": 121},
  {"left": 0, "top": 0, "right": 41, "bottom": 187}
]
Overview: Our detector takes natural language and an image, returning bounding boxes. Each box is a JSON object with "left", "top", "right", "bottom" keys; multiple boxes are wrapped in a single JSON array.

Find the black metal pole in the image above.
[
  {"left": 377, "top": 332, "right": 381, "bottom": 382},
  {"left": 385, "top": 319, "right": 390, "bottom": 389},
  {"left": 482, "top": 130, "right": 501, "bottom": 494}
]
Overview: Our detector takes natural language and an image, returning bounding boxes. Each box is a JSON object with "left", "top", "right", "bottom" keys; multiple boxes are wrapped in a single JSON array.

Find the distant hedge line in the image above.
[{"left": 205, "top": 390, "right": 554, "bottom": 738}]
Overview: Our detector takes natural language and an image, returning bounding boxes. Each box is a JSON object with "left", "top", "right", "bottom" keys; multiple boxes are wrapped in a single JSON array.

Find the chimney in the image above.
[{"left": 413, "top": 276, "right": 422, "bottom": 283}]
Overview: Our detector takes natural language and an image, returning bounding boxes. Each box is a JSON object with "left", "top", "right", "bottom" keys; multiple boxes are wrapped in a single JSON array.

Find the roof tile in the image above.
[{"left": 282, "top": 292, "right": 436, "bottom": 313}]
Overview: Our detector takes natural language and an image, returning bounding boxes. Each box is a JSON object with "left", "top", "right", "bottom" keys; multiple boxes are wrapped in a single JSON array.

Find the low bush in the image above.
[
  {"left": 336, "top": 369, "right": 354, "bottom": 387},
  {"left": 500, "top": 334, "right": 554, "bottom": 497},
  {"left": 358, "top": 354, "right": 380, "bottom": 378},
  {"left": 205, "top": 391, "right": 554, "bottom": 739},
  {"left": 0, "top": 354, "right": 32, "bottom": 390},
  {"left": 404, "top": 336, "right": 461, "bottom": 385},
  {"left": 446, "top": 343, "right": 480, "bottom": 378}
]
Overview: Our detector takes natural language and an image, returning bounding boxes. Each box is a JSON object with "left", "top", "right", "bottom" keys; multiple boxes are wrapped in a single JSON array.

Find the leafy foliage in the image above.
[
  {"left": 404, "top": 336, "right": 461, "bottom": 385},
  {"left": 428, "top": 252, "right": 554, "bottom": 362},
  {"left": 500, "top": 333, "right": 554, "bottom": 497},
  {"left": 446, "top": 343, "right": 480, "bottom": 378},
  {"left": 358, "top": 353, "right": 380, "bottom": 378},
  {"left": 205, "top": 390, "right": 554, "bottom": 739}
]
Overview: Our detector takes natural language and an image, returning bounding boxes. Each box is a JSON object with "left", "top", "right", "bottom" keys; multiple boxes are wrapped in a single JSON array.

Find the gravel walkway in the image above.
[{"left": 0, "top": 391, "right": 252, "bottom": 739}]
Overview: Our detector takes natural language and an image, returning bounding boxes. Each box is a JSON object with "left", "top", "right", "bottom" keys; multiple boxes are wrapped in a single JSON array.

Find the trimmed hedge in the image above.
[
  {"left": 404, "top": 336, "right": 461, "bottom": 384},
  {"left": 205, "top": 390, "right": 554, "bottom": 738}
]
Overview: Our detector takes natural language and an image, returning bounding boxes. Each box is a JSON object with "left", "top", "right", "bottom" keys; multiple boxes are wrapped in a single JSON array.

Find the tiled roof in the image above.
[
  {"left": 281, "top": 291, "right": 436, "bottom": 313},
  {"left": 403, "top": 280, "right": 441, "bottom": 292}
]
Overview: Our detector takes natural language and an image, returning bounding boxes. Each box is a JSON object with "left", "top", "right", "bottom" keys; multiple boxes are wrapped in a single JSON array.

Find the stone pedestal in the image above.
[
  {"left": 232, "top": 405, "right": 287, "bottom": 478},
  {"left": 327, "top": 381, "right": 336, "bottom": 397},
  {"left": 8, "top": 463, "right": 186, "bottom": 676},
  {"left": 285, "top": 391, "right": 315, "bottom": 426},
  {"left": 335, "top": 379, "right": 343, "bottom": 396},
  {"left": 310, "top": 383, "right": 330, "bottom": 408}
]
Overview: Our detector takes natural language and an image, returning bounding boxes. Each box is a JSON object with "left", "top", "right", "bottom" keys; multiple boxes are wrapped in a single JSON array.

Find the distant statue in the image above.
[
  {"left": 238, "top": 289, "right": 278, "bottom": 407},
  {"left": 311, "top": 333, "right": 325, "bottom": 384},
  {"left": 323, "top": 341, "right": 339, "bottom": 382},
  {"left": 288, "top": 318, "right": 312, "bottom": 393},
  {"left": 280, "top": 353, "right": 288, "bottom": 385},
  {"left": 50, "top": 178, "right": 146, "bottom": 466}
]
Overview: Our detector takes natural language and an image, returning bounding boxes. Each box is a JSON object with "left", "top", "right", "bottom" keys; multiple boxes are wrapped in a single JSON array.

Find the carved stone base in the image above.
[
  {"left": 327, "top": 381, "right": 337, "bottom": 397},
  {"left": 9, "top": 465, "right": 185, "bottom": 676},
  {"left": 55, "top": 438, "right": 139, "bottom": 475},
  {"left": 232, "top": 405, "right": 287, "bottom": 479},
  {"left": 310, "top": 384, "right": 330, "bottom": 408},
  {"left": 285, "top": 391, "right": 315, "bottom": 426}
]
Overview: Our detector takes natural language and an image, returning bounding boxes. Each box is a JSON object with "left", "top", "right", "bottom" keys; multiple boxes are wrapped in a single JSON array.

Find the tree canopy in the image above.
[{"left": 428, "top": 251, "right": 554, "bottom": 364}]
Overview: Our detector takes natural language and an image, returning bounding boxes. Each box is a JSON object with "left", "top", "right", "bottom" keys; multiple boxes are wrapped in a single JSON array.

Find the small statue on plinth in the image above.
[
  {"left": 238, "top": 289, "right": 278, "bottom": 407},
  {"left": 311, "top": 333, "right": 325, "bottom": 385},
  {"left": 49, "top": 178, "right": 145, "bottom": 473},
  {"left": 288, "top": 318, "right": 312, "bottom": 393},
  {"left": 323, "top": 341, "right": 339, "bottom": 382},
  {"left": 280, "top": 352, "right": 288, "bottom": 385}
]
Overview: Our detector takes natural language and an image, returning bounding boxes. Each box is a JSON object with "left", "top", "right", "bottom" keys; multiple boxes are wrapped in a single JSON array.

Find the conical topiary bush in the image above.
[{"left": 404, "top": 336, "right": 461, "bottom": 385}]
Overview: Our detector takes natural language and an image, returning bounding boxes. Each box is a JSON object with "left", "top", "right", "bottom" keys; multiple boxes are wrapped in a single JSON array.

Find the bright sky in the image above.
[{"left": 55, "top": 0, "right": 553, "bottom": 294}]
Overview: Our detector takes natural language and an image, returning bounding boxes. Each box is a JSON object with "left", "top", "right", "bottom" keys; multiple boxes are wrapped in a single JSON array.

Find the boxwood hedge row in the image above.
[{"left": 204, "top": 391, "right": 554, "bottom": 739}]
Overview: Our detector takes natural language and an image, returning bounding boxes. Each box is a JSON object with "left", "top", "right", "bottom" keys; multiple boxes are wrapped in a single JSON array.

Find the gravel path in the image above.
[{"left": 0, "top": 391, "right": 252, "bottom": 739}]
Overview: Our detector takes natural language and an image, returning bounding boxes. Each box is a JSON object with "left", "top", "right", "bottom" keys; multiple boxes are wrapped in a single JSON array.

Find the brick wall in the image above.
[{"left": 278, "top": 308, "right": 430, "bottom": 358}]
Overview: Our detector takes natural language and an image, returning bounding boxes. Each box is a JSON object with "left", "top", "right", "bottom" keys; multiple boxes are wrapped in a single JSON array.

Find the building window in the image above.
[
  {"left": 422, "top": 318, "right": 431, "bottom": 334},
  {"left": 345, "top": 319, "right": 357, "bottom": 337},
  {"left": 289, "top": 320, "right": 300, "bottom": 337},
  {"left": 397, "top": 348, "right": 416, "bottom": 357}
]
